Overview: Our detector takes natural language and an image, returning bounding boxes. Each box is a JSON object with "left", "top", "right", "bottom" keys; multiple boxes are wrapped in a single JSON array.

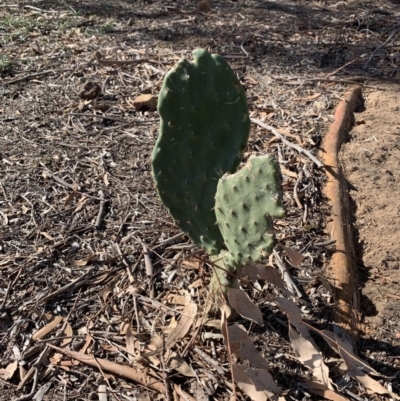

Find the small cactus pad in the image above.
[
  {"left": 152, "top": 48, "right": 250, "bottom": 254},
  {"left": 215, "top": 155, "right": 284, "bottom": 265}
]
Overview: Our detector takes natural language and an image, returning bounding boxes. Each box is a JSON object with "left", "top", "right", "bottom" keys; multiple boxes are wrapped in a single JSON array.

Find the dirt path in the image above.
[{"left": 340, "top": 84, "right": 400, "bottom": 371}]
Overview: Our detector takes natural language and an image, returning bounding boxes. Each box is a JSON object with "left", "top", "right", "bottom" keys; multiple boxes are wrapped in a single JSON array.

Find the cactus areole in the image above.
[{"left": 152, "top": 49, "right": 251, "bottom": 255}]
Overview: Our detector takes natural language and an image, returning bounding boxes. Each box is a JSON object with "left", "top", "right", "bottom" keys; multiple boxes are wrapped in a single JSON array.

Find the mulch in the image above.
[{"left": 1, "top": 0, "right": 400, "bottom": 400}]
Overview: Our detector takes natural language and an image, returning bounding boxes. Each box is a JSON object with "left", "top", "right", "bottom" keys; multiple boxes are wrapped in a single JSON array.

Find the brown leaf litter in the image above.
[{"left": 1, "top": 0, "right": 400, "bottom": 400}]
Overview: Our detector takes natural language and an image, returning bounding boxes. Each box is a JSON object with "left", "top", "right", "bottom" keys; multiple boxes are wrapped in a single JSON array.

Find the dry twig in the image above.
[{"left": 251, "top": 119, "right": 324, "bottom": 168}]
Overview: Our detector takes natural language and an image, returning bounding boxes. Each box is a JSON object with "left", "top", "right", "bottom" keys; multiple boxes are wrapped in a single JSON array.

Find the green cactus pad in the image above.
[
  {"left": 152, "top": 48, "right": 250, "bottom": 254},
  {"left": 215, "top": 155, "right": 284, "bottom": 265}
]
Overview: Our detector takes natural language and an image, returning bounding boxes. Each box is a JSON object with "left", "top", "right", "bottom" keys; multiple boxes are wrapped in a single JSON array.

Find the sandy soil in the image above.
[{"left": 340, "top": 84, "right": 400, "bottom": 372}]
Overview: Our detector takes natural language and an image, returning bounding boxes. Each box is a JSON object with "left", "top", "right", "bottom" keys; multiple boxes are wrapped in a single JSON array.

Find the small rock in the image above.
[{"left": 132, "top": 94, "right": 157, "bottom": 112}]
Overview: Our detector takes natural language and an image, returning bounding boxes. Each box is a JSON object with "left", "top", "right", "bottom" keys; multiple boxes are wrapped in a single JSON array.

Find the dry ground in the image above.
[{"left": 1, "top": 0, "right": 400, "bottom": 400}]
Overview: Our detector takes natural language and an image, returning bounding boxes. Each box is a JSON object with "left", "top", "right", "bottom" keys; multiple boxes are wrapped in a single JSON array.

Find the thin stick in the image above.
[
  {"left": 0, "top": 281, "right": 11, "bottom": 312},
  {"left": 20, "top": 194, "right": 37, "bottom": 227},
  {"left": 95, "top": 190, "right": 107, "bottom": 229},
  {"left": 38, "top": 268, "right": 94, "bottom": 304},
  {"left": 142, "top": 244, "right": 155, "bottom": 298},
  {"left": 324, "top": 57, "right": 359, "bottom": 79},
  {"left": 42, "top": 170, "right": 78, "bottom": 191},
  {"left": 96, "top": 57, "right": 160, "bottom": 66},
  {"left": 251, "top": 118, "right": 324, "bottom": 168},
  {"left": 115, "top": 242, "right": 134, "bottom": 283},
  {"left": 14, "top": 367, "right": 38, "bottom": 401},
  {"left": 363, "top": 30, "right": 398, "bottom": 69},
  {"left": 293, "top": 170, "right": 303, "bottom": 209},
  {"left": 3, "top": 69, "right": 72, "bottom": 86},
  {"left": 159, "top": 338, "right": 172, "bottom": 401},
  {"left": 136, "top": 295, "right": 177, "bottom": 317},
  {"left": 152, "top": 233, "right": 185, "bottom": 250},
  {"left": 273, "top": 249, "right": 302, "bottom": 298}
]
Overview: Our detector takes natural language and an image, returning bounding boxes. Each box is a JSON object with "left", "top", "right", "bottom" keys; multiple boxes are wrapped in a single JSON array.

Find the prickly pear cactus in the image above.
[
  {"left": 215, "top": 155, "right": 284, "bottom": 266},
  {"left": 152, "top": 49, "right": 250, "bottom": 255}
]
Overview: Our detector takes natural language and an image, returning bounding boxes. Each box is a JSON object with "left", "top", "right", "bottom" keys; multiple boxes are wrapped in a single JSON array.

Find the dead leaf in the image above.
[
  {"left": 79, "top": 335, "right": 93, "bottom": 355},
  {"left": 126, "top": 326, "right": 137, "bottom": 361},
  {"left": 0, "top": 361, "right": 18, "bottom": 380},
  {"left": 283, "top": 246, "right": 305, "bottom": 267},
  {"left": 244, "top": 366, "right": 282, "bottom": 395},
  {"left": 232, "top": 364, "right": 280, "bottom": 401},
  {"left": 165, "top": 294, "right": 187, "bottom": 305},
  {"left": 324, "top": 328, "right": 400, "bottom": 399},
  {"left": 64, "top": 191, "right": 78, "bottom": 206},
  {"left": 168, "top": 352, "right": 196, "bottom": 377},
  {"left": 102, "top": 287, "right": 113, "bottom": 303},
  {"left": 188, "top": 278, "right": 202, "bottom": 289},
  {"left": 289, "top": 325, "right": 332, "bottom": 388},
  {"left": 32, "top": 316, "right": 63, "bottom": 341},
  {"left": 74, "top": 195, "right": 89, "bottom": 212},
  {"left": 321, "top": 329, "right": 377, "bottom": 375},
  {"left": 181, "top": 259, "right": 201, "bottom": 270},
  {"left": 130, "top": 94, "right": 157, "bottom": 112},
  {"left": 60, "top": 320, "right": 73, "bottom": 347},
  {"left": 275, "top": 297, "right": 333, "bottom": 388},
  {"left": 73, "top": 254, "right": 96, "bottom": 267},
  {"left": 303, "top": 378, "right": 348, "bottom": 401},
  {"left": 79, "top": 81, "right": 101, "bottom": 100},
  {"left": 165, "top": 291, "right": 197, "bottom": 350},
  {"left": 40, "top": 231, "right": 55, "bottom": 241},
  {"left": 228, "top": 288, "right": 263, "bottom": 326},
  {"left": 274, "top": 297, "right": 309, "bottom": 338},
  {"left": 280, "top": 166, "right": 298, "bottom": 178},
  {"left": 352, "top": 370, "right": 400, "bottom": 399},
  {"left": 238, "top": 264, "right": 288, "bottom": 294},
  {"left": 50, "top": 352, "right": 63, "bottom": 366},
  {"left": 163, "top": 316, "right": 178, "bottom": 334},
  {"left": 226, "top": 324, "right": 271, "bottom": 371}
]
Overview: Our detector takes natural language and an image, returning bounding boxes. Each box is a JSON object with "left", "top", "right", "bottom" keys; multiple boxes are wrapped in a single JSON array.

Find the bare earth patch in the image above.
[{"left": 340, "top": 84, "right": 400, "bottom": 368}]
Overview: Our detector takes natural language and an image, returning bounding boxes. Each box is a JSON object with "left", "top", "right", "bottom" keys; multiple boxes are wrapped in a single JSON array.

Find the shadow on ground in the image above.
[{"left": 17, "top": 0, "right": 400, "bottom": 80}]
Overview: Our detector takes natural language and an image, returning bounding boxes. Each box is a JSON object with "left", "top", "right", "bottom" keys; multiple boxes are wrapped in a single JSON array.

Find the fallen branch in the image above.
[
  {"left": 251, "top": 119, "right": 324, "bottom": 168},
  {"left": 47, "top": 344, "right": 166, "bottom": 394},
  {"left": 320, "top": 86, "right": 362, "bottom": 332},
  {"left": 47, "top": 345, "right": 197, "bottom": 401}
]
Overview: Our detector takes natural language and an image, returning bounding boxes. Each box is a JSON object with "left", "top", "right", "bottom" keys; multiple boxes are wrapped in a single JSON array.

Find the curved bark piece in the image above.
[
  {"left": 47, "top": 344, "right": 197, "bottom": 401},
  {"left": 321, "top": 86, "right": 363, "bottom": 334}
]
